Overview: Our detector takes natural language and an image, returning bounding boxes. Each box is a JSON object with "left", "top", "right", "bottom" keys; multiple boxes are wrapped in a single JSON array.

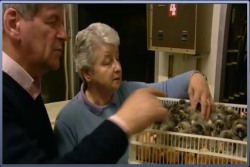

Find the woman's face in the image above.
[{"left": 85, "top": 43, "right": 122, "bottom": 92}]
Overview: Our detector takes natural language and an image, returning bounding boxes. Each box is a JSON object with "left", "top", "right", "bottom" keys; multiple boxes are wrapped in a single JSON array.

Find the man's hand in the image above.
[{"left": 112, "top": 88, "right": 167, "bottom": 136}]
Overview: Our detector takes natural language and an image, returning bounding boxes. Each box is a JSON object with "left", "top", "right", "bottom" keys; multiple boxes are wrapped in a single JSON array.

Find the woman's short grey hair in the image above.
[
  {"left": 3, "top": 4, "right": 43, "bottom": 20},
  {"left": 75, "top": 22, "right": 120, "bottom": 78}
]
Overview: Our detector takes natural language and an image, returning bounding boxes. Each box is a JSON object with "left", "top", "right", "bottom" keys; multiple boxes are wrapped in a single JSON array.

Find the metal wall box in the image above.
[{"left": 147, "top": 4, "right": 213, "bottom": 55}]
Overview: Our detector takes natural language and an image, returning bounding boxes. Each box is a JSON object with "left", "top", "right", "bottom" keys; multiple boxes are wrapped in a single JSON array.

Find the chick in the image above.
[
  {"left": 171, "top": 103, "right": 183, "bottom": 111},
  {"left": 243, "top": 137, "right": 247, "bottom": 141},
  {"left": 225, "top": 114, "right": 240, "bottom": 129},
  {"left": 224, "top": 106, "right": 239, "bottom": 115},
  {"left": 203, "top": 123, "right": 215, "bottom": 136},
  {"left": 240, "top": 111, "right": 247, "bottom": 120},
  {"left": 231, "top": 124, "right": 247, "bottom": 140},
  {"left": 167, "top": 107, "right": 180, "bottom": 122},
  {"left": 218, "top": 130, "right": 236, "bottom": 154},
  {"left": 164, "top": 150, "right": 180, "bottom": 164},
  {"left": 168, "top": 107, "right": 188, "bottom": 124},
  {"left": 159, "top": 123, "right": 173, "bottom": 131},
  {"left": 210, "top": 111, "right": 226, "bottom": 123},
  {"left": 219, "top": 129, "right": 234, "bottom": 139},
  {"left": 175, "top": 121, "right": 192, "bottom": 133},
  {"left": 233, "top": 138, "right": 247, "bottom": 158},
  {"left": 216, "top": 104, "right": 226, "bottom": 111},
  {"left": 163, "top": 103, "right": 172, "bottom": 110},
  {"left": 208, "top": 139, "right": 217, "bottom": 152},
  {"left": 184, "top": 153, "right": 196, "bottom": 164},
  {"left": 240, "top": 137, "right": 247, "bottom": 157},
  {"left": 184, "top": 106, "right": 192, "bottom": 115},
  {"left": 233, "top": 118, "right": 247, "bottom": 127},
  {"left": 212, "top": 120, "right": 226, "bottom": 137},
  {"left": 189, "top": 111, "right": 203, "bottom": 125},
  {"left": 185, "top": 102, "right": 201, "bottom": 116},
  {"left": 160, "top": 118, "right": 176, "bottom": 131},
  {"left": 151, "top": 147, "right": 163, "bottom": 163},
  {"left": 178, "top": 99, "right": 187, "bottom": 105},
  {"left": 179, "top": 109, "right": 190, "bottom": 122},
  {"left": 190, "top": 122, "right": 204, "bottom": 135},
  {"left": 152, "top": 121, "right": 162, "bottom": 130}
]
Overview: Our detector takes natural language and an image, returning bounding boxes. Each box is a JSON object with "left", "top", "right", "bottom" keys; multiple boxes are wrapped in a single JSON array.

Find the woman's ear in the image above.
[
  {"left": 3, "top": 8, "right": 22, "bottom": 41},
  {"left": 81, "top": 69, "right": 91, "bottom": 82}
]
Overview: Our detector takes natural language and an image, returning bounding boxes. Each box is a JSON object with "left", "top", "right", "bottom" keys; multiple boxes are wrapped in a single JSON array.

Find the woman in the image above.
[{"left": 54, "top": 22, "right": 212, "bottom": 163}]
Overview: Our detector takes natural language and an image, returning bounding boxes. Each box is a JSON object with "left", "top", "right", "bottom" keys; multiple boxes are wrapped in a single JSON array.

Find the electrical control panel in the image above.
[{"left": 147, "top": 4, "right": 213, "bottom": 55}]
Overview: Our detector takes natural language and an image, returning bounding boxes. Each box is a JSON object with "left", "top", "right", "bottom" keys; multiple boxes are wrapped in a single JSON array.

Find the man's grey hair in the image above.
[
  {"left": 3, "top": 4, "right": 43, "bottom": 20},
  {"left": 74, "top": 22, "right": 120, "bottom": 79}
]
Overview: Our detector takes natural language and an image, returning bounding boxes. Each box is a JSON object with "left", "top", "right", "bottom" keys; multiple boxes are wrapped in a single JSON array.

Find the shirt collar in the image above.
[
  {"left": 76, "top": 83, "right": 117, "bottom": 115},
  {"left": 2, "top": 51, "right": 41, "bottom": 100}
]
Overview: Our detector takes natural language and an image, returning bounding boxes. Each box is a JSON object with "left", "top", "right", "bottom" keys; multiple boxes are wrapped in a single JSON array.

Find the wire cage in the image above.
[{"left": 128, "top": 98, "right": 247, "bottom": 164}]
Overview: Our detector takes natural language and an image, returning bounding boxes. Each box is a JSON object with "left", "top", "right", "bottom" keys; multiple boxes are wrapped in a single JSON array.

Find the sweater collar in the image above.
[
  {"left": 2, "top": 51, "right": 41, "bottom": 100},
  {"left": 76, "top": 83, "right": 117, "bottom": 115}
]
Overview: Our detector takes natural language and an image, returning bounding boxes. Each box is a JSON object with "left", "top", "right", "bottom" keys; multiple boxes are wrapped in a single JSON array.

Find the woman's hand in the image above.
[{"left": 188, "top": 72, "right": 213, "bottom": 120}]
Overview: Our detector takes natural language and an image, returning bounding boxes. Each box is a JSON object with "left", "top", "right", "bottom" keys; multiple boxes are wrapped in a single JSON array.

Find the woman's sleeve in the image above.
[{"left": 145, "top": 70, "right": 195, "bottom": 99}]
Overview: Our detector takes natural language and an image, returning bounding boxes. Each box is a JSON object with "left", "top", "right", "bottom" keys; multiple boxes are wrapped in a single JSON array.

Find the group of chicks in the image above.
[
  {"left": 152, "top": 99, "right": 247, "bottom": 141},
  {"left": 134, "top": 100, "right": 247, "bottom": 164}
]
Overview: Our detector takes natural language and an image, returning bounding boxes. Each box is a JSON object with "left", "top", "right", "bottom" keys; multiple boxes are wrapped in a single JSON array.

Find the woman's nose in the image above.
[{"left": 114, "top": 60, "right": 121, "bottom": 72}]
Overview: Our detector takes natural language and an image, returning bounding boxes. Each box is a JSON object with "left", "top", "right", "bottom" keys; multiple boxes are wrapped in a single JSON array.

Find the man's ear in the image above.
[{"left": 3, "top": 8, "right": 22, "bottom": 41}]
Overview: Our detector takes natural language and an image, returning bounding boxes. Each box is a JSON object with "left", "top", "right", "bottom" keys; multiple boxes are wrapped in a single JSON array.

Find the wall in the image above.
[{"left": 154, "top": 4, "right": 228, "bottom": 102}]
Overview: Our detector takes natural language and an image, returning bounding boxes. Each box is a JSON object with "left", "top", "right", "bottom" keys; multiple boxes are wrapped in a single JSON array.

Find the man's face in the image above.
[
  {"left": 18, "top": 5, "right": 67, "bottom": 75},
  {"left": 87, "top": 43, "right": 122, "bottom": 92}
]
